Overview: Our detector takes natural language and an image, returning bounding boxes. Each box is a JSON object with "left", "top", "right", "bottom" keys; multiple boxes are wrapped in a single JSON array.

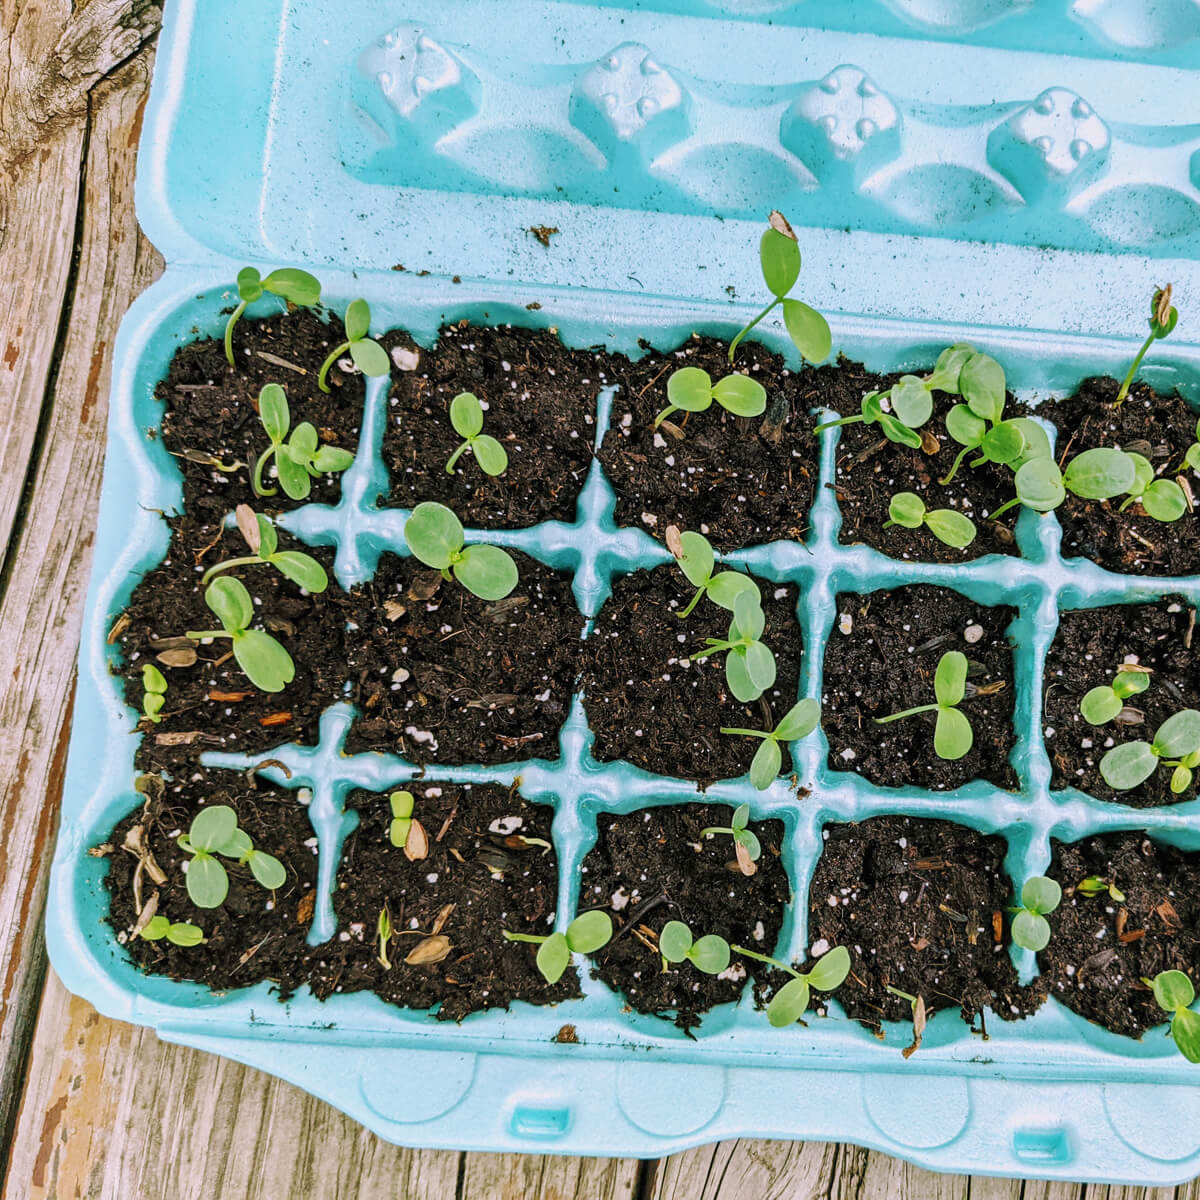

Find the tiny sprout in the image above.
[
  {"left": 700, "top": 803, "right": 760, "bottom": 875},
  {"left": 504, "top": 910, "right": 613, "bottom": 984},
  {"left": 654, "top": 366, "right": 767, "bottom": 430},
  {"left": 1076, "top": 875, "right": 1126, "bottom": 903},
  {"left": 1145, "top": 969, "right": 1200, "bottom": 1062},
  {"left": 141, "top": 663, "right": 167, "bottom": 724},
  {"left": 1119, "top": 452, "right": 1187, "bottom": 522},
  {"left": 388, "top": 790, "right": 428, "bottom": 861},
  {"left": 885, "top": 492, "right": 976, "bottom": 549},
  {"left": 813, "top": 389, "right": 924, "bottom": 449},
  {"left": 224, "top": 266, "right": 321, "bottom": 366},
  {"left": 666, "top": 526, "right": 757, "bottom": 618},
  {"left": 721, "top": 698, "right": 821, "bottom": 790},
  {"left": 176, "top": 804, "right": 287, "bottom": 909},
  {"left": 445, "top": 392, "right": 508, "bottom": 477},
  {"left": 692, "top": 590, "right": 777, "bottom": 704},
  {"left": 253, "top": 383, "right": 355, "bottom": 501},
  {"left": 202, "top": 504, "right": 329, "bottom": 591},
  {"left": 1181, "top": 418, "right": 1200, "bottom": 474},
  {"left": 377, "top": 906, "right": 393, "bottom": 970},
  {"left": 1115, "top": 285, "right": 1178, "bottom": 406},
  {"left": 658, "top": 921, "right": 730, "bottom": 975},
  {"left": 186, "top": 576, "right": 295, "bottom": 693},
  {"left": 140, "top": 915, "right": 205, "bottom": 947},
  {"left": 403, "top": 501, "right": 518, "bottom": 601},
  {"left": 1100, "top": 709, "right": 1200, "bottom": 794},
  {"left": 732, "top": 943, "right": 851, "bottom": 1027},
  {"left": 317, "top": 298, "right": 390, "bottom": 392},
  {"left": 1011, "top": 876, "right": 1062, "bottom": 952},
  {"left": 875, "top": 650, "right": 974, "bottom": 760},
  {"left": 1080, "top": 666, "right": 1150, "bottom": 726},
  {"left": 728, "top": 211, "right": 831, "bottom": 365}
]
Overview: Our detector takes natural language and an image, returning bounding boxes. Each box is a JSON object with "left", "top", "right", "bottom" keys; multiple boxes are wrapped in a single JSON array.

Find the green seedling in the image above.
[
  {"left": 692, "top": 590, "right": 776, "bottom": 704},
  {"left": 654, "top": 366, "right": 767, "bottom": 430},
  {"left": 875, "top": 650, "right": 974, "bottom": 760},
  {"left": 813, "top": 389, "right": 924, "bottom": 449},
  {"left": 1145, "top": 969, "right": 1200, "bottom": 1062},
  {"left": 202, "top": 504, "right": 329, "bottom": 591},
  {"left": 389, "top": 791, "right": 415, "bottom": 847},
  {"left": 1181, "top": 418, "right": 1200, "bottom": 474},
  {"left": 728, "top": 210, "right": 831, "bottom": 366},
  {"left": 377, "top": 906, "right": 393, "bottom": 970},
  {"left": 403, "top": 501, "right": 518, "bottom": 601},
  {"left": 177, "top": 804, "right": 287, "bottom": 909},
  {"left": 700, "top": 803, "right": 761, "bottom": 875},
  {"left": 1076, "top": 875, "right": 1126, "bottom": 903},
  {"left": 732, "top": 943, "right": 851, "bottom": 1027},
  {"left": 1080, "top": 666, "right": 1151, "bottom": 726},
  {"left": 252, "top": 383, "right": 355, "bottom": 500},
  {"left": 1116, "top": 285, "right": 1178, "bottom": 405},
  {"left": 445, "top": 392, "right": 508, "bottom": 476},
  {"left": 1100, "top": 709, "right": 1200, "bottom": 795},
  {"left": 141, "top": 663, "right": 167, "bottom": 724},
  {"left": 317, "top": 298, "right": 390, "bottom": 392},
  {"left": 988, "top": 446, "right": 1137, "bottom": 522},
  {"left": 224, "top": 266, "right": 321, "bottom": 366},
  {"left": 504, "top": 910, "right": 613, "bottom": 984},
  {"left": 666, "top": 527, "right": 757, "bottom": 618},
  {"left": 1119, "top": 452, "right": 1188, "bottom": 522},
  {"left": 721, "top": 698, "right": 821, "bottom": 790},
  {"left": 140, "top": 916, "right": 205, "bottom": 947},
  {"left": 658, "top": 921, "right": 731, "bottom": 975},
  {"left": 1010, "top": 876, "right": 1062, "bottom": 952},
  {"left": 186, "top": 576, "right": 295, "bottom": 693},
  {"left": 884, "top": 492, "right": 976, "bottom": 549}
]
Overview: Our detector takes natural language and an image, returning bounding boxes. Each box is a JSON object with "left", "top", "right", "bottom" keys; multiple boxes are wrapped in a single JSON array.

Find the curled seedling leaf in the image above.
[
  {"left": 503, "top": 910, "right": 613, "bottom": 984},
  {"left": 813, "top": 389, "right": 923, "bottom": 449},
  {"left": 666, "top": 527, "right": 757, "bottom": 618},
  {"left": 252, "top": 383, "right": 355, "bottom": 500},
  {"left": 658, "top": 920, "right": 731, "bottom": 975},
  {"left": 1100, "top": 709, "right": 1200, "bottom": 795},
  {"left": 721, "top": 697, "right": 821, "bottom": 790},
  {"left": 874, "top": 650, "right": 974, "bottom": 760},
  {"left": 186, "top": 576, "right": 295, "bottom": 693},
  {"left": 1076, "top": 875, "right": 1126, "bottom": 903},
  {"left": 1010, "top": 876, "right": 1062, "bottom": 952},
  {"left": 654, "top": 366, "right": 767, "bottom": 431},
  {"left": 1116, "top": 285, "right": 1179, "bottom": 406},
  {"left": 202, "top": 505, "right": 329, "bottom": 591},
  {"left": 176, "top": 804, "right": 285, "bottom": 908},
  {"left": 141, "top": 663, "right": 168, "bottom": 724},
  {"left": 699, "top": 802, "right": 761, "bottom": 875},
  {"left": 403, "top": 501, "right": 518, "bottom": 601},
  {"left": 224, "top": 265, "right": 321, "bottom": 366},
  {"left": 1119, "top": 452, "right": 1187, "bottom": 522},
  {"left": 1145, "top": 969, "right": 1200, "bottom": 1062},
  {"left": 317, "top": 298, "right": 390, "bottom": 392},
  {"left": 445, "top": 391, "right": 508, "bottom": 477},
  {"left": 732, "top": 943, "right": 851, "bottom": 1027},
  {"left": 1080, "top": 666, "right": 1151, "bottom": 726},
  {"left": 884, "top": 492, "right": 976, "bottom": 549}
]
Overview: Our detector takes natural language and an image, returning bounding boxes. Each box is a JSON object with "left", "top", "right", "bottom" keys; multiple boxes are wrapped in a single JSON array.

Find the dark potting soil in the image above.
[
  {"left": 1043, "top": 833, "right": 1200, "bottom": 1038},
  {"left": 597, "top": 336, "right": 818, "bottom": 553},
  {"left": 1044, "top": 599, "right": 1200, "bottom": 808},
  {"left": 818, "top": 357, "right": 1022, "bottom": 563},
  {"left": 580, "top": 566, "right": 802, "bottom": 788},
  {"left": 158, "top": 310, "right": 365, "bottom": 522},
  {"left": 117, "top": 514, "right": 348, "bottom": 778},
  {"left": 378, "top": 323, "right": 604, "bottom": 526},
  {"left": 307, "top": 784, "right": 579, "bottom": 1021},
  {"left": 809, "top": 816, "right": 1044, "bottom": 1032},
  {"left": 342, "top": 552, "right": 584, "bottom": 765},
  {"left": 822, "top": 586, "right": 1018, "bottom": 791},
  {"left": 578, "top": 804, "right": 791, "bottom": 1031},
  {"left": 1037, "top": 377, "right": 1200, "bottom": 576},
  {"left": 105, "top": 771, "right": 317, "bottom": 994}
]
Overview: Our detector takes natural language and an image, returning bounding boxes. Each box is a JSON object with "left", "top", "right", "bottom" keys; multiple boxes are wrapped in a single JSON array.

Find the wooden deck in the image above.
[{"left": 0, "top": 4, "right": 1196, "bottom": 1196}]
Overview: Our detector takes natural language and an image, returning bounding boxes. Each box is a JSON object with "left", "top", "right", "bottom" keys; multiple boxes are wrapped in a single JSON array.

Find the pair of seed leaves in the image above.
[
  {"left": 1080, "top": 668, "right": 1149, "bottom": 726},
  {"left": 1149, "top": 970, "right": 1200, "bottom": 1063},
  {"left": 1100, "top": 709, "right": 1200, "bottom": 793},
  {"left": 189, "top": 576, "right": 295, "bottom": 693},
  {"left": 875, "top": 650, "right": 973, "bottom": 761},
  {"left": 765, "top": 944, "right": 852, "bottom": 1027},
  {"left": 447, "top": 392, "right": 507, "bottom": 476},
  {"left": 403, "top": 501, "right": 518, "bottom": 601},
  {"left": 528, "top": 910, "right": 614, "bottom": 985},
  {"left": 721, "top": 698, "right": 821, "bottom": 790},
  {"left": 659, "top": 921, "right": 730, "bottom": 974},
  {"left": 257, "top": 383, "right": 355, "bottom": 501},
  {"left": 177, "top": 804, "right": 286, "bottom": 909},
  {"left": 886, "top": 492, "right": 976, "bottom": 549},
  {"left": 1010, "top": 876, "right": 1062, "bottom": 953}
]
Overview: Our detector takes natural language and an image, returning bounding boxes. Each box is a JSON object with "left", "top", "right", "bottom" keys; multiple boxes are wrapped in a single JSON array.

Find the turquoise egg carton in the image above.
[{"left": 44, "top": 0, "right": 1200, "bottom": 1182}]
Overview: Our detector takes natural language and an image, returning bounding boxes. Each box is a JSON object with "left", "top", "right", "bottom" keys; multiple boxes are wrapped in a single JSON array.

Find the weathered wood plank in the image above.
[
  {"left": 829, "top": 1144, "right": 970, "bottom": 1199},
  {"left": 1017, "top": 1183, "right": 1084, "bottom": 1199},
  {"left": 458, "top": 1150, "right": 641, "bottom": 1200},
  {"left": 649, "top": 1137, "right": 837, "bottom": 1200},
  {"left": 0, "top": 44, "right": 162, "bottom": 1165}
]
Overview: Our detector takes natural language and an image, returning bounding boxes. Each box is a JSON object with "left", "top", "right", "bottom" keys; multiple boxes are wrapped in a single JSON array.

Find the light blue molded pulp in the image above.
[{"left": 45, "top": 0, "right": 1200, "bottom": 1182}]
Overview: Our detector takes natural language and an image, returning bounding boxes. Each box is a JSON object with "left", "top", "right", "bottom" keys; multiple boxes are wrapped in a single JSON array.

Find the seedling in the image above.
[
  {"left": 186, "top": 576, "right": 295, "bottom": 693},
  {"left": 666, "top": 527, "right": 757, "bottom": 618},
  {"left": 728, "top": 210, "right": 831, "bottom": 365},
  {"left": 141, "top": 663, "right": 167, "bottom": 724},
  {"left": 223, "top": 266, "right": 321, "bottom": 366},
  {"left": 503, "top": 910, "right": 613, "bottom": 984},
  {"left": 1100, "top": 709, "right": 1200, "bottom": 794},
  {"left": 445, "top": 392, "right": 508, "bottom": 476},
  {"left": 731, "top": 943, "right": 851, "bottom": 1027},
  {"left": 202, "top": 505, "right": 328, "bottom": 592},
  {"left": 813, "top": 389, "right": 924, "bottom": 450},
  {"left": 1076, "top": 875, "right": 1126, "bottom": 903},
  {"left": 721, "top": 698, "right": 821, "bottom": 790},
  {"left": 1010, "top": 876, "right": 1062, "bottom": 952},
  {"left": 316, "top": 298, "right": 390, "bottom": 392},
  {"left": 988, "top": 446, "right": 1138, "bottom": 522},
  {"left": 700, "top": 803, "right": 761, "bottom": 875},
  {"left": 1181, "top": 418, "right": 1200, "bottom": 474},
  {"left": 389, "top": 791, "right": 415, "bottom": 847},
  {"left": 140, "top": 916, "right": 205, "bottom": 947},
  {"left": 1080, "top": 666, "right": 1150, "bottom": 726},
  {"left": 658, "top": 921, "right": 730, "bottom": 975},
  {"left": 692, "top": 590, "right": 777, "bottom": 704},
  {"left": 403, "top": 501, "right": 518, "bottom": 601},
  {"left": 1115, "top": 285, "right": 1178, "bottom": 405},
  {"left": 252, "top": 383, "right": 355, "bottom": 501},
  {"left": 1145, "top": 969, "right": 1200, "bottom": 1062},
  {"left": 885, "top": 492, "right": 976, "bottom": 549},
  {"left": 1119, "top": 452, "right": 1187, "bottom": 522},
  {"left": 875, "top": 650, "right": 974, "bottom": 760},
  {"left": 177, "top": 804, "right": 287, "bottom": 909},
  {"left": 377, "top": 906, "right": 393, "bottom": 970},
  {"left": 654, "top": 367, "right": 767, "bottom": 430}
]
